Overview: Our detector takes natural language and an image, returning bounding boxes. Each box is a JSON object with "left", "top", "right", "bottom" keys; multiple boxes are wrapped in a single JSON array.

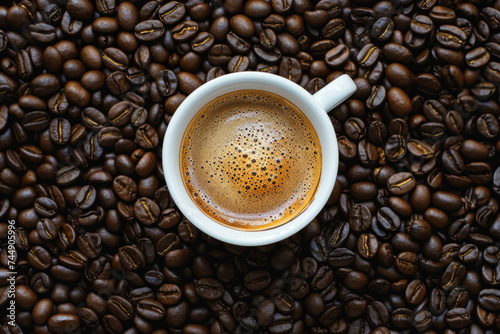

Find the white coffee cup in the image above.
[{"left": 162, "top": 72, "right": 356, "bottom": 246}]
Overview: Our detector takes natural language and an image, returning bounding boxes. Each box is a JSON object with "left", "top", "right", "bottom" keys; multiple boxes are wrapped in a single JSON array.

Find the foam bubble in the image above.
[{"left": 180, "top": 90, "right": 321, "bottom": 230}]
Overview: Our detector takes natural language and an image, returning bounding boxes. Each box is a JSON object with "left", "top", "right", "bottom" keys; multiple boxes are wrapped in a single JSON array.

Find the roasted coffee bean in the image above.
[
  {"left": 466, "top": 47, "right": 490, "bottom": 68},
  {"left": 441, "top": 262, "right": 466, "bottom": 291},
  {"left": 377, "top": 207, "right": 401, "bottom": 232},
  {"left": 366, "top": 85, "right": 386, "bottom": 109},
  {"left": 47, "top": 314, "right": 80, "bottom": 333},
  {"left": 348, "top": 204, "right": 371, "bottom": 232},
  {"left": 118, "top": 245, "right": 145, "bottom": 271},
  {"left": 27, "top": 246, "right": 51, "bottom": 270},
  {"left": 395, "top": 251, "right": 418, "bottom": 275},
  {"left": 357, "top": 233, "right": 378, "bottom": 259},
  {"left": 135, "top": 20, "right": 165, "bottom": 41},
  {"left": 22, "top": 111, "right": 50, "bottom": 132},
  {"left": 191, "top": 32, "right": 214, "bottom": 54},
  {"left": 133, "top": 197, "right": 160, "bottom": 225},
  {"left": 108, "top": 295, "right": 134, "bottom": 321},
  {"left": 328, "top": 248, "right": 355, "bottom": 267},
  {"left": 136, "top": 298, "right": 165, "bottom": 320},
  {"left": 172, "top": 20, "right": 198, "bottom": 42},
  {"left": 476, "top": 114, "right": 499, "bottom": 138},
  {"left": 445, "top": 308, "right": 471, "bottom": 328},
  {"left": 102, "top": 47, "right": 128, "bottom": 72},
  {"left": 196, "top": 278, "right": 224, "bottom": 299},
  {"left": 82, "top": 107, "right": 106, "bottom": 130},
  {"left": 479, "top": 289, "right": 500, "bottom": 311},
  {"left": 159, "top": 2, "right": 186, "bottom": 25},
  {"left": 76, "top": 233, "right": 101, "bottom": 259},
  {"left": 157, "top": 283, "right": 182, "bottom": 305},
  {"left": 366, "top": 301, "right": 388, "bottom": 327},
  {"left": 36, "top": 218, "right": 57, "bottom": 241},
  {"left": 357, "top": 43, "right": 379, "bottom": 68},
  {"left": 34, "top": 197, "right": 57, "bottom": 218},
  {"left": 226, "top": 31, "right": 251, "bottom": 54}
]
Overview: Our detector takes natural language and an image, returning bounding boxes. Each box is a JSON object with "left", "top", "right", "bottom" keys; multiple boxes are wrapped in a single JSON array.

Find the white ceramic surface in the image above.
[{"left": 162, "top": 72, "right": 356, "bottom": 246}]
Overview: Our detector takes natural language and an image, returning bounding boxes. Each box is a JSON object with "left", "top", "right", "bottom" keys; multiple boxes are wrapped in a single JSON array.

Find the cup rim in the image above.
[{"left": 162, "top": 72, "right": 338, "bottom": 246}]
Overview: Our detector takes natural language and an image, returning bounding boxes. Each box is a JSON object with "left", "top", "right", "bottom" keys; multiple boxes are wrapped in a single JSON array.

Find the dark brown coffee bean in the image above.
[
  {"left": 382, "top": 43, "right": 413, "bottom": 65},
  {"left": 366, "top": 85, "right": 386, "bottom": 109},
  {"left": 27, "top": 246, "right": 51, "bottom": 270},
  {"left": 97, "top": 127, "right": 121, "bottom": 147},
  {"left": 228, "top": 55, "right": 250, "bottom": 72},
  {"left": 254, "top": 45, "right": 282, "bottom": 64},
  {"left": 208, "top": 44, "right": 232, "bottom": 66},
  {"left": 445, "top": 308, "right": 471, "bottom": 328},
  {"left": 226, "top": 31, "right": 251, "bottom": 54},
  {"left": 430, "top": 5, "right": 456, "bottom": 23},
  {"left": 136, "top": 298, "right": 165, "bottom": 321},
  {"left": 481, "top": 7, "right": 500, "bottom": 30},
  {"left": 441, "top": 261, "right": 466, "bottom": 291},
  {"left": 108, "top": 295, "right": 134, "bottom": 321},
  {"left": 325, "top": 44, "right": 349, "bottom": 68},
  {"left": 196, "top": 278, "right": 224, "bottom": 299},
  {"left": 357, "top": 233, "right": 378, "bottom": 259},
  {"left": 36, "top": 218, "right": 57, "bottom": 241},
  {"left": 405, "top": 279, "right": 426, "bottom": 305},
  {"left": 260, "top": 28, "right": 277, "bottom": 50},
  {"left": 76, "top": 233, "right": 101, "bottom": 260},
  {"left": 395, "top": 251, "right": 418, "bottom": 275},
  {"left": 191, "top": 32, "right": 214, "bottom": 54},
  {"left": 410, "top": 15, "right": 434, "bottom": 35},
  {"left": 387, "top": 87, "right": 412, "bottom": 117},
  {"left": 387, "top": 172, "right": 415, "bottom": 196},
  {"left": 22, "top": 111, "right": 50, "bottom": 131},
  {"left": 436, "top": 25, "right": 467, "bottom": 50},
  {"left": 118, "top": 245, "right": 145, "bottom": 271},
  {"left": 366, "top": 301, "right": 388, "bottom": 328},
  {"left": 479, "top": 289, "right": 500, "bottom": 311},
  {"left": 159, "top": 2, "right": 186, "bottom": 25},
  {"left": 34, "top": 197, "right": 57, "bottom": 218},
  {"left": 371, "top": 17, "right": 394, "bottom": 42},
  {"left": 377, "top": 206, "right": 401, "bottom": 232},
  {"left": 230, "top": 14, "right": 255, "bottom": 39},
  {"left": 135, "top": 124, "right": 159, "bottom": 149},
  {"left": 48, "top": 118, "right": 70, "bottom": 145},
  {"left": 348, "top": 204, "right": 371, "bottom": 232},
  {"left": 102, "top": 47, "right": 128, "bottom": 72},
  {"left": 172, "top": 20, "right": 198, "bottom": 42},
  {"left": 155, "top": 70, "right": 178, "bottom": 97},
  {"left": 108, "top": 101, "right": 132, "bottom": 127},
  {"left": 158, "top": 283, "right": 182, "bottom": 305},
  {"left": 357, "top": 43, "right": 379, "bottom": 68},
  {"left": 133, "top": 197, "right": 160, "bottom": 225},
  {"left": 466, "top": 47, "right": 490, "bottom": 68},
  {"left": 476, "top": 114, "right": 499, "bottom": 139},
  {"left": 47, "top": 314, "right": 80, "bottom": 333},
  {"left": 58, "top": 250, "right": 87, "bottom": 270},
  {"left": 73, "top": 185, "right": 96, "bottom": 210},
  {"left": 135, "top": 20, "right": 165, "bottom": 41},
  {"left": 177, "top": 72, "right": 203, "bottom": 95},
  {"left": 464, "top": 161, "right": 492, "bottom": 186}
]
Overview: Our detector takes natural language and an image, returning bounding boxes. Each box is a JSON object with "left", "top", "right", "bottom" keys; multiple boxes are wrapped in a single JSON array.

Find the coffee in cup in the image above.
[{"left": 180, "top": 90, "right": 321, "bottom": 230}]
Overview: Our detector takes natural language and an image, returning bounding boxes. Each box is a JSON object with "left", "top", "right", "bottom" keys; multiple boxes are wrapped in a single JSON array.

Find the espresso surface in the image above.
[{"left": 181, "top": 90, "right": 321, "bottom": 230}]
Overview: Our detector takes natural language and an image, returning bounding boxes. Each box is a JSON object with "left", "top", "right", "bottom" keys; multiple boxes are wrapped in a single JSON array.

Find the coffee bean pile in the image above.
[{"left": 1, "top": 0, "right": 500, "bottom": 333}]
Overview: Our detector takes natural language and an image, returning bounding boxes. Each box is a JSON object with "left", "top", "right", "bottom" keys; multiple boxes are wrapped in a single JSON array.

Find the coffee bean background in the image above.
[{"left": 2, "top": 0, "right": 500, "bottom": 333}]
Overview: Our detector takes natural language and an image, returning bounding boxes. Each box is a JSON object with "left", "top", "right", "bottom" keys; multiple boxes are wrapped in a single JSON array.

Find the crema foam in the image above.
[{"left": 180, "top": 90, "right": 322, "bottom": 230}]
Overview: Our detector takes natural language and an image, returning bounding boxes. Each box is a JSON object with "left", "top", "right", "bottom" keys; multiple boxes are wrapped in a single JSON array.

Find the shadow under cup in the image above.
[{"left": 163, "top": 72, "right": 339, "bottom": 246}]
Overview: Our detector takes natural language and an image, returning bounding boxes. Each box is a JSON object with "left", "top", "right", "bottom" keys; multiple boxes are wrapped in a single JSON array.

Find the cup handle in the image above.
[{"left": 313, "top": 74, "right": 357, "bottom": 112}]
